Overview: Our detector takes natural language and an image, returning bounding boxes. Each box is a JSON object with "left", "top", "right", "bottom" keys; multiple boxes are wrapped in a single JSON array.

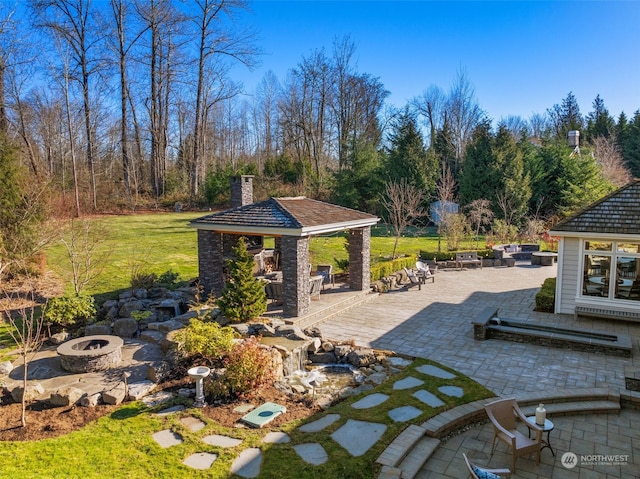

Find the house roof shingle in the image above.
[
  {"left": 550, "top": 179, "right": 640, "bottom": 236},
  {"left": 190, "top": 197, "right": 379, "bottom": 236}
]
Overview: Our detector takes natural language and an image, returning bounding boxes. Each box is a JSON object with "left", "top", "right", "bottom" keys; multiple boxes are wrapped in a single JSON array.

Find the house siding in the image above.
[{"left": 558, "top": 237, "right": 580, "bottom": 315}]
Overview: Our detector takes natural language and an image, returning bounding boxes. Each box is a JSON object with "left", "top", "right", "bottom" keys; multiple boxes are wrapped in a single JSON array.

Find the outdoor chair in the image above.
[
  {"left": 316, "top": 264, "right": 334, "bottom": 289},
  {"left": 264, "top": 281, "right": 283, "bottom": 305},
  {"left": 463, "top": 453, "right": 511, "bottom": 479},
  {"left": 309, "top": 275, "right": 324, "bottom": 300},
  {"left": 416, "top": 261, "right": 435, "bottom": 283},
  {"left": 484, "top": 398, "right": 542, "bottom": 472}
]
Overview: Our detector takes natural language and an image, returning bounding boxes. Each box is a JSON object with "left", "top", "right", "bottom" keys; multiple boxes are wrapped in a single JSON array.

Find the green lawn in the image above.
[{"left": 0, "top": 358, "right": 494, "bottom": 478}]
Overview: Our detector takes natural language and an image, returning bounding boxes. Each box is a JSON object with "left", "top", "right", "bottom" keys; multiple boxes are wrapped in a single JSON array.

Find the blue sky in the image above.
[{"left": 237, "top": 1, "right": 640, "bottom": 122}]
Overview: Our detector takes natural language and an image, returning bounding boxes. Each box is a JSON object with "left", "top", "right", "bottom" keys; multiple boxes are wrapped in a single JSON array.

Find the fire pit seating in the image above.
[{"left": 455, "top": 251, "right": 482, "bottom": 270}]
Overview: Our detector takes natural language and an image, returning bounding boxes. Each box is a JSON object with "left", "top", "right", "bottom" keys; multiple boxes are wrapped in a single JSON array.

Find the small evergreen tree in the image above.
[{"left": 217, "top": 237, "right": 267, "bottom": 322}]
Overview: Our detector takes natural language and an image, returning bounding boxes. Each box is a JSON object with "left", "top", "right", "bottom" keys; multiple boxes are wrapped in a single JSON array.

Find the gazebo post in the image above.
[
  {"left": 349, "top": 227, "right": 371, "bottom": 291},
  {"left": 197, "top": 230, "right": 224, "bottom": 297},
  {"left": 281, "top": 235, "right": 311, "bottom": 317}
]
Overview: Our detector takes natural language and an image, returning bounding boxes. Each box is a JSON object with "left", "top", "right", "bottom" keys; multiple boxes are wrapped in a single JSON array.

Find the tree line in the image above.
[{"left": 0, "top": 0, "right": 639, "bottom": 228}]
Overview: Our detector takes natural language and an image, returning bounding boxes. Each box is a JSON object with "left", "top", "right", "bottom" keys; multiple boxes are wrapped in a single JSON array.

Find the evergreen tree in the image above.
[
  {"left": 458, "top": 121, "right": 498, "bottom": 207},
  {"left": 622, "top": 110, "right": 640, "bottom": 178},
  {"left": 383, "top": 110, "right": 437, "bottom": 198},
  {"left": 432, "top": 118, "right": 457, "bottom": 176},
  {"left": 548, "top": 91, "right": 584, "bottom": 140},
  {"left": 493, "top": 126, "right": 531, "bottom": 225},
  {"left": 585, "top": 95, "right": 614, "bottom": 141},
  {"left": 217, "top": 237, "right": 267, "bottom": 323},
  {"left": 333, "top": 139, "right": 384, "bottom": 213}
]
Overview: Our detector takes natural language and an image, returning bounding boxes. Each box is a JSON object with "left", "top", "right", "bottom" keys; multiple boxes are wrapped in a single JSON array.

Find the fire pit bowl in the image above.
[{"left": 57, "top": 335, "right": 124, "bottom": 373}]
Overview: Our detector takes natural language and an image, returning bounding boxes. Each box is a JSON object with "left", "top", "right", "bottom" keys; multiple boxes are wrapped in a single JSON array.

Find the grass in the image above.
[{"left": 0, "top": 358, "right": 494, "bottom": 478}]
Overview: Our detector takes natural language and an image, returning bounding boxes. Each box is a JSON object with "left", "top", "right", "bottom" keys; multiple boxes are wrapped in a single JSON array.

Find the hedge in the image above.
[
  {"left": 370, "top": 256, "right": 416, "bottom": 282},
  {"left": 535, "top": 277, "right": 556, "bottom": 312}
]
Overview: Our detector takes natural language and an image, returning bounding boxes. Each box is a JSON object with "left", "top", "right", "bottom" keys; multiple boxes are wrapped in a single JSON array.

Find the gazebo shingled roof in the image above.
[
  {"left": 190, "top": 197, "right": 379, "bottom": 236},
  {"left": 550, "top": 179, "right": 640, "bottom": 236}
]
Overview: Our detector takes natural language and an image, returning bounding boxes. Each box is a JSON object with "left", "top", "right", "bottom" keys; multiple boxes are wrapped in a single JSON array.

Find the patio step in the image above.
[
  {"left": 375, "top": 425, "right": 439, "bottom": 479},
  {"left": 517, "top": 388, "right": 621, "bottom": 417},
  {"left": 288, "top": 290, "right": 380, "bottom": 330}
]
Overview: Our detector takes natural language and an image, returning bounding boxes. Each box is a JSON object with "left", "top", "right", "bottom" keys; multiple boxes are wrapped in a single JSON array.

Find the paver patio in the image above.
[{"left": 318, "top": 262, "right": 640, "bottom": 477}]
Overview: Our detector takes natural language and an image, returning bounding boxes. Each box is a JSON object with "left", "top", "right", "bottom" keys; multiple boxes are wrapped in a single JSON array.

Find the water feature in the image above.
[
  {"left": 259, "top": 336, "right": 311, "bottom": 376},
  {"left": 285, "top": 364, "right": 364, "bottom": 398}
]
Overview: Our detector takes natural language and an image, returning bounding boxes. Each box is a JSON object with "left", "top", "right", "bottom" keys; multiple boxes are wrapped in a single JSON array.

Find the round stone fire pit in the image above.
[{"left": 57, "top": 335, "right": 124, "bottom": 373}]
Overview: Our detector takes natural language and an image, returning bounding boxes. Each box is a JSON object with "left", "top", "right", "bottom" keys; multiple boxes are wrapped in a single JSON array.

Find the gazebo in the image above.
[{"left": 190, "top": 176, "right": 379, "bottom": 317}]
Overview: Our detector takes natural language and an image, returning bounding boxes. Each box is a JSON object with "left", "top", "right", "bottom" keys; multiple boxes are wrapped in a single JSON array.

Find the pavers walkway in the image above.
[{"left": 317, "top": 262, "right": 640, "bottom": 477}]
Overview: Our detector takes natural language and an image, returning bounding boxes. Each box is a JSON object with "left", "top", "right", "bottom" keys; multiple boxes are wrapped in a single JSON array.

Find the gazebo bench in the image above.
[{"left": 574, "top": 306, "right": 640, "bottom": 323}]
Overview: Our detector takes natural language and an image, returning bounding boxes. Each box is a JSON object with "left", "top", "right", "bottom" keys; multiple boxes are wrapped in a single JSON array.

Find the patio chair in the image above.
[
  {"left": 484, "top": 398, "right": 542, "bottom": 472},
  {"left": 264, "top": 281, "right": 283, "bottom": 305},
  {"left": 309, "top": 275, "right": 324, "bottom": 300},
  {"left": 416, "top": 261, "right": 435, "bottom": 283},
  {"left": 316, "top": 264, "right": 334, "bottom": 289},
  {"left": 463, "top": 453, "right": 511, "bottom": 479}
]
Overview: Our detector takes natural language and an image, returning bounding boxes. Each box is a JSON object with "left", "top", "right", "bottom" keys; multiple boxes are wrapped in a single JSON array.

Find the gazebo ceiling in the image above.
[{"left": 190, "top": 197, "right": 379, "bottom": 237}]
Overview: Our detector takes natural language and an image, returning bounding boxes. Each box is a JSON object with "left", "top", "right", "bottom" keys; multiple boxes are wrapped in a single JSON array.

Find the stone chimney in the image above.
[{"left": 230, "top": 175, "right": 254, "bottom": 208}]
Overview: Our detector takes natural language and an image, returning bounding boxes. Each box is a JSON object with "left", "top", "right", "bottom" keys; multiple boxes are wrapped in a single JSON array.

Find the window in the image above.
[{"left": 582, "top": 241, "right": 640, "bottom": 302}]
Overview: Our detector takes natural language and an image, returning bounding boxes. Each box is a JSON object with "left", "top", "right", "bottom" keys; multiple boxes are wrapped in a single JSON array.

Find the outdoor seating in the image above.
[
  {"left": 415, "top": 261, "right": 435, "bottom": 283},
  {"left": 456, "top": 251, "right": 482, "bottom": 270},
  {"left": 403, "top": 267, "right": 424, "bottom": 290},
  {"left": 484, "top": 398, "right": 542, "bottom": 472},
  {"left": 309, "top": 275, "right": 324, "bottom": 300},
  {"left": 315, "top": 264, "right": 334, "bottom": 289},
  {"left": 463, "top": 453, "right": 511, "bottom": 479},
  {"left": 264, "top": 281, "right": 283, "bottom": 305}
]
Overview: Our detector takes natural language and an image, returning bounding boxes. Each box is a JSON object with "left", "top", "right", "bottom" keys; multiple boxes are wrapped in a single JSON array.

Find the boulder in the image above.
[
  {"left": 320, "top": 341, "right": 334, "bottom": 352},
  {"left": 103, "top": 381, "right": 127, "bottom": 405},
  {"left": 275, "top": 324, "right": 307, "bottom": 340},
  {"left": 133, "top": 288, "right": 148, "bottom": 300},
  {"left": 48, "top": 331, "right": 71, "bottom": 345},
  {"left": 80, "top": 392, "right": 102, "bottom": 407},
  {"left": 50, "top": 386, "right": 85, "bottom": 407},
  {"left": 85, "top": 323, "right": 112, "bottom": 336},
  {"left": 251, "top": 323, "right": 276, "bottom": 337},
  {"left": 147, "top": 361, "right": 172, "bottom": 383},
  {"left": 306, "top": 337, "right": 322, "bottom": 353},
  {"left": 139, "top": 329, "right": 165, "bottom": 344},
  {"left": 347, "top": 348, "right": 376, "bottom": 367},
  {"left": 113, "top": 317, "right": 139, "bottom": 338},
  {"left": 333, "top": 344, "right": 352, "bottom": 358},
  {"left": 308, "top": 351, "right": 337, "bottom": 364},
  {"left": 127, "top": 380, "right": 156, "bottom": 401},
  {"left": 0, "top": 360, "right": 14, "bottom": 376},
  {"left": 118, "top": 299, "right": 145, "bottom": 318},
  {"left": 11, "top": 382, "right": 45, "bottom": 402}
]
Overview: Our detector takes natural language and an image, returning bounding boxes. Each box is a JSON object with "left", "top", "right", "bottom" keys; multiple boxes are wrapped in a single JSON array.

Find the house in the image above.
[
  {"left": 549, "top": 179, "right": 640, "bottom": 317},
  {"left": 190, "top": 176, "right": 380, "bottom": 318}
]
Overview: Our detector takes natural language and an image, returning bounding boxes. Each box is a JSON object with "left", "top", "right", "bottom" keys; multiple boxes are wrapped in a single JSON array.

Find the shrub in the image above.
[
  {"left": 535, "top": 278, "right": 556, "bottom": 312},
  {"left": 209, "top": 336, "right": 274, "bottom": 399},
  {"left": 130, "top": 271, "right": 158, "bottom": 290},
  {"left": 173, "top": 318, "right": 237, "bottom": 362},
  {"left": 44, "top": 295, "right": 96, "bottom": 327},
  {"left": 370, "top": 256, "right": 415, "bottom": 282}
]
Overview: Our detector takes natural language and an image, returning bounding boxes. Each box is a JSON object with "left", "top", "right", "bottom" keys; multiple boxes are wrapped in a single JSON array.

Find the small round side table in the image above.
[{"left": 526, "top": 416, "right": 555, "bottom": 456}]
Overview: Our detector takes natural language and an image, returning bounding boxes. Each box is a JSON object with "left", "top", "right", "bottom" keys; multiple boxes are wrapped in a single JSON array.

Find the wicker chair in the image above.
[
  {"left": 463, "top": 453, "right": 511, "bottom": 479},
  {"left": 484, "top": 398, "right": 542, "bottom": 472}
]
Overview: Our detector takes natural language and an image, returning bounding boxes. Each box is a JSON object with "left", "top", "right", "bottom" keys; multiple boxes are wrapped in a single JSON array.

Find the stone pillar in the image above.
[
  {"left": 197, "top": 230, "right": 224, "bottom": 297},
  {"left": 281, "top": 236, "right": 310, "bottom": 317},
  {"left": 349, "top": 227, "right": 371, "bottom": 291},
  {"left": 230, "top": 175, "right": 254, "bottom": 208}
]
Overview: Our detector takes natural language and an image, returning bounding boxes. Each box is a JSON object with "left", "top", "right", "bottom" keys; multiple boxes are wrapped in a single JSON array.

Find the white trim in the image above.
[
  {"left": 549, "top": 230, "right": 640, "bottom": 241},
  {"left": 554, "top": 237, "right": 564, "bottom": 314}
]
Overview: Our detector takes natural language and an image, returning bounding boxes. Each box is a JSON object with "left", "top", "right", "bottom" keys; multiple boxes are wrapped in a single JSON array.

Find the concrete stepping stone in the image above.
[
  {"left": 154, "top": 405, "right": 185, "bottom": 416},
  {"left": 415, "top": 364, "right": 456, "bottom": 379},
  {"left": 392, "top": 376, "right": 424, "bottom": 390},
  {"left": 331, "top": 420, "right": 387, "bottom": 457},
  {"left": 152, "top": 429, "right": 183, "bottom": 448},
  {"left": 438, "top": 385, "right": 464, "bottom": 398},
  {"left": 298, "top": 413, "right": 340, "bottom": 432},
  {"left": 388, "top": 406, "right": 422, "bottom": 422},
  {"left": 351, "top": 393, "right": 389, "bottom": 409},
  {"left": 202, "top": 434, "right": 243, "bottom": 448},
  {"left": 262, "top": 431, "right": 290, "bottom": 444},
  {"left": 180, "top": 416, "right": 206, "bottom": 432},
  {"left": 293, "top": 443, "right": 328, "bottom": 465},
  {"left": 182, "top": 452, "right": 217, "bottom": 470},
  {"left": 230, "top": 447, "right": 262, "bottom": 478},
  {"left": 413, "top": 389, "right": 445, "bottom": 408},
  {"left": 240, "top": 402, "right": 286, "bottom": 428}
]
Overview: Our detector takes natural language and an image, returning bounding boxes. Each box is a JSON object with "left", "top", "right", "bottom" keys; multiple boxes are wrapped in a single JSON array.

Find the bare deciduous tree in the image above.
[
  {"left": 2, "top": 289, "right": 46, "bottom": 427},
  {"left": 433, "top": 166, "right": 457, "bottom": 252},
  {"left": 381, "top": 179, "right": 424, "bottom": 259},
  {"left": 466, "top": 199, "right": 494, "bottom": 249},
  {"left": 591, "top": 135, "right": 632, "bottom": 187}
]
